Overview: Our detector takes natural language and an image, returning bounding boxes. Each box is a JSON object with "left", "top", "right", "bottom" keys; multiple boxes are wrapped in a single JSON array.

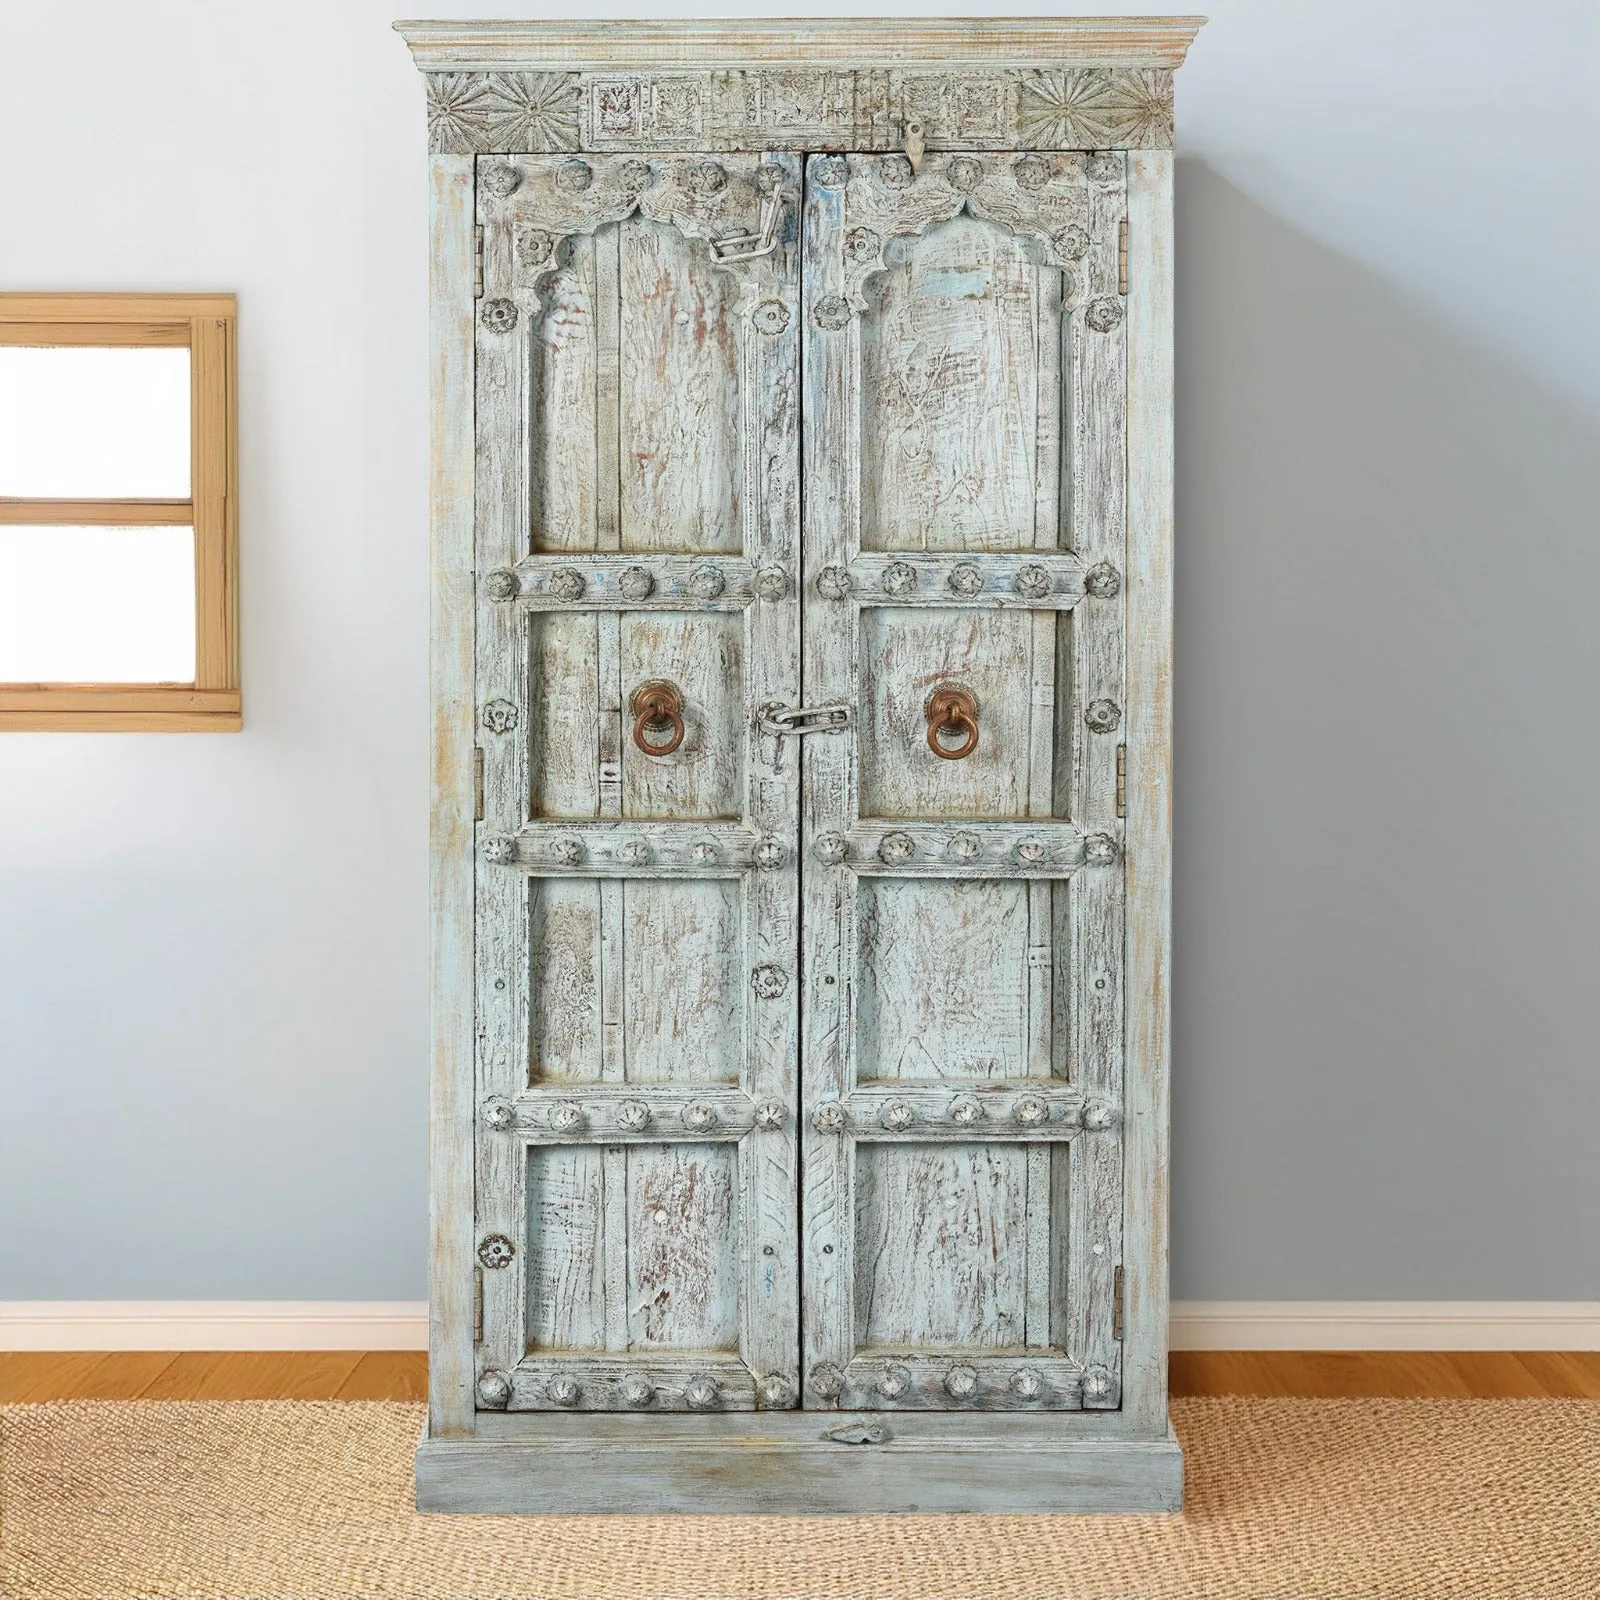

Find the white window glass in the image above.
[
  {"left": 0, "top": 526, "right": 195, "bottom": 682},
  {"left": 0, "top": 347, "right": 191, "bottom": 497}
]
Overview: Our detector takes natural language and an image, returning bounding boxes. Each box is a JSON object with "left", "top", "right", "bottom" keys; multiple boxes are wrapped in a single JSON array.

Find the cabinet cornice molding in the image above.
[
  {"left": 395, "top": 16, "right": 1205, "bottom": 155},
  {"left": 394, "top": 17, "right": 1207, "bottom": 71}
]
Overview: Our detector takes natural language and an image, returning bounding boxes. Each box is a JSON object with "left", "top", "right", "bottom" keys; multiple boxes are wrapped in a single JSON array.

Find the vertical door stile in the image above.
[
  {"left": 1065, "top": 155, "right": 1129, "bottom": 1405},
  {"left": 592, "top": 225, "right": 629, "bottom": 1356},
  {"left": 1024, "top": 264, "right": 1065, "bottom": 1352},
  {"left": 738, "top": 151, "right": 803, "bottom": 1403},
  {"left": 799, "top": 156, "right": 859, "bottom": 1406},
  {"left": 473, "top": 158, "right": 532, "bottom": 1385}
]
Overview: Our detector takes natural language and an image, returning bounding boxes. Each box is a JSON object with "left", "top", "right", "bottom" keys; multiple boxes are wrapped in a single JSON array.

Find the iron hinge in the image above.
[
  {"left": 1118, "top": 218, "right": 1129, "bottom": 296},
  {"left": 473, "top": 747, "right": 485, "bottom": 822},
  {"left": 1116, "top": 744, "right": 1127, "bottom": 818},
  {"left": 474, "top": 224, "right": 484, "bottom": 299},
  {"left": 472, "top": 1266, "right": 484, "bottom": 1343},
  {"left": 1113, "top": 1265, "right": 1125, "bottom": 1342},
  {"left": 758, "top": 701, "right": 852, "bottom": 737}
]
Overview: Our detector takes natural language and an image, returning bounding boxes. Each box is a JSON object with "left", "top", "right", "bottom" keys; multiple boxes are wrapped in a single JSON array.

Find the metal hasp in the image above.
[
  {"left": 710, "top": 183, "right": 791, "bottom": 261},
  {"left": 757, "top": 701, "right": 852, "bottom": 737}
]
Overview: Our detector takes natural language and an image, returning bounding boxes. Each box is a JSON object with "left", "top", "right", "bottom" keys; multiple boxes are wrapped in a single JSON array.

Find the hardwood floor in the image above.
[
  {"left": 1170, "top": 1350, "right": 1600, "bottom": 1399},
  {"left": 0, "top": 1351, "right": 429, "bottom": 1404},
  {"left": 2, "top": 1351, "right": 1596, "bottom": 1403}
]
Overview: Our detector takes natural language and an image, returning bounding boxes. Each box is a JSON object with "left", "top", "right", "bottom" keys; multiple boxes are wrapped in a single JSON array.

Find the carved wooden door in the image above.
[
  {"left": 472, "top": 151, "right": 803, "bottom": 1413},
  {"left": 799, "top": 151, "right": 1128, "bottom": 1413}
]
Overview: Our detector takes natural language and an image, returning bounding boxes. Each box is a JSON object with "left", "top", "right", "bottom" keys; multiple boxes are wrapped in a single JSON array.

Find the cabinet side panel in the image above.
[
  {"left": 429, "top": 153, "right": 479, "bottom": 1438},
  {"left": 1123, "top": 150, "right": 1174, "bottom": 1434}
]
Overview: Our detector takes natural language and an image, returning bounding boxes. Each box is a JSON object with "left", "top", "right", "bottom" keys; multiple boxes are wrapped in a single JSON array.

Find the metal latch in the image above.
[
  {"left": 823, "top": 1418, "right": 892, "bottom": 1445},
  {"left": 710, "top": 186, "right": 789, "bottom": 262},
  {"left": 758, "top": 701, "right": 852, "bottom": 737}
]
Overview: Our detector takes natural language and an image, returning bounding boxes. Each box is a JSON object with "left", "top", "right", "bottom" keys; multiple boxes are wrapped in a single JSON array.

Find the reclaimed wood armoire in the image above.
[{"left": 399, "top": 16, "right": 1200, "bottom": 1514}]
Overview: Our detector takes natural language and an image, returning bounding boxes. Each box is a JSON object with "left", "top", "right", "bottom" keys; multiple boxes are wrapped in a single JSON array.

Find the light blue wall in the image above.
[{"left": 1, "top": 0, "right": 1596, "bottom": 1300}]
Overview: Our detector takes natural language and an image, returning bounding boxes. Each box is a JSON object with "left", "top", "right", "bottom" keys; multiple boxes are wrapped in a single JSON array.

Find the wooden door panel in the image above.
[
  {"left": 801, "top": 150, "right": 1127, "bottom": 1414},
  {"left": 617, "top": 221, "right": 744, "bottom": 553},
  {"left": 617, "top": 612, "right": 744, "bottom": 819},
  {"left": 624, "top": 1142, "right": 741, "bottom": 1349},
  {"left": 857, "top": 606, "right": 1046, "bottom": 820},
  {"left": 854, "top": 1141, "right": 1032, "bottom": 1346},
  {"left": 620, "top": 880, "right": 743, "bottom": 1085},
  {"left": 528, "top": 879, "right": 603, "bottom": 1082},
  {"left": 474, "top": 151, "right": 802, "bottom": 1415},
  {"left": 860, "top": 215, "right": 1063, "bottom": 554},
  {"left": 525, "top": 610, "right": 746, "bottom": 821},
  {"left": 856, "top": 877, "right": 1032, "bottom": 1082}
]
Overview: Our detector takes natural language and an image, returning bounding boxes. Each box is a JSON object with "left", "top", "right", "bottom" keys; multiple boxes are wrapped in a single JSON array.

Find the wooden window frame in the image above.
[{"left": 0, "top": 293, "right": 240, "bottom": 731}]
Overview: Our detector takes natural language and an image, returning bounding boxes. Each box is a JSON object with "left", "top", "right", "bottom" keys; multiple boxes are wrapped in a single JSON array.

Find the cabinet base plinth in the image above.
[{"left": 415, "top": 1413, "right": 1182, "bottom": 1514}]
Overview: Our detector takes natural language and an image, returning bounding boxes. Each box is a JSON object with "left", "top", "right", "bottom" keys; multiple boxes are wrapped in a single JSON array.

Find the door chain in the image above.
[{"left": 757, "top": 702, "right": 852, "bottom": 737}]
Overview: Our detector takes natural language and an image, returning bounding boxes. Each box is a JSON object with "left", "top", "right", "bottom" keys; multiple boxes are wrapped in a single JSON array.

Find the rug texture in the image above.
[{"left": 1, "top": 1397, "right": 1597, "bottom": 1599}]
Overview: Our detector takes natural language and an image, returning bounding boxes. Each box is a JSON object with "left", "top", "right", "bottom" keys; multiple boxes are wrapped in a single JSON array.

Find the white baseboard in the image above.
[
  {"left": 2, "top": 1300, "right": 1597, "bottom": 1352},
  {"left": 1169, "top": 1301, "right": 1600, "bottom": 1351}
]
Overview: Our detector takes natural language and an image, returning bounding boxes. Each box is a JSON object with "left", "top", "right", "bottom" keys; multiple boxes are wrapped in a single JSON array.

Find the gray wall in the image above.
[{"left": 1, "top": 0, "right": 1596, "bottom": 1301}]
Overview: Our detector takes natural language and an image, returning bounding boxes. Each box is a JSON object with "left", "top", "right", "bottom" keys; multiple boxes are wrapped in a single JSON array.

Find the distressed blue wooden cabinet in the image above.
[{"left": 400, "top": 15, "right": 1199, "bottom": 1514}]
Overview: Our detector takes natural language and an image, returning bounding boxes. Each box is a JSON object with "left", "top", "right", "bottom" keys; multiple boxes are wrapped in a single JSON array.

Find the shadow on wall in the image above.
[{"left": 1171, "top": 159, "right": 1600, "bottom": 1299}]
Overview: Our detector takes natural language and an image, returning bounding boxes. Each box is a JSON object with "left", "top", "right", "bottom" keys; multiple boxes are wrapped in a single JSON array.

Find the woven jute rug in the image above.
[{"left": 1, "top": 1398, "right": 1597, "bottom": 1599}]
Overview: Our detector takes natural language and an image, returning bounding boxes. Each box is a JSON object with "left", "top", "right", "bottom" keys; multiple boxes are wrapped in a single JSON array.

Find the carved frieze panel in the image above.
[{"left": 423, "top": 68, "right": 1172, "bottom": 154}]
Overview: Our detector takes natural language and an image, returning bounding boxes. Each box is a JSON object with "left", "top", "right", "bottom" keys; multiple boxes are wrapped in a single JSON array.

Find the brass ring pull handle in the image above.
[
  {"left": 631, "top": 680, "right": 685, "bottom": 757},
  {"left": 926, "top": 686, "right": 980, "bottom": 761}
]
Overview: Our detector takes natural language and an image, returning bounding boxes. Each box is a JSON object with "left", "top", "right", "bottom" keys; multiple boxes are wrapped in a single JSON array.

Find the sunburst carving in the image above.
[
  {"left": 424, "top": 72, "right": 580, "bottom": 154},
  {"left": 1017, "top": 68, "right": 1173, "bottom": 150}
]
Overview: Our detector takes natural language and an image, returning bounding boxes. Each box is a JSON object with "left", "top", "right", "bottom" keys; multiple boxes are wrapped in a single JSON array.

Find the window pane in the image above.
[
  {"left": 0, "top": 346, "right": 191, "bottom": 497},
  {"left": 0, "top": 526, "right": 195, "bottom": 682}
]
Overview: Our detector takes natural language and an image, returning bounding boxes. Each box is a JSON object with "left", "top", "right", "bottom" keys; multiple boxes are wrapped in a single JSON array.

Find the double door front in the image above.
[{"left": 471, "top": 147, "right": 1129, "bottom": 1416}]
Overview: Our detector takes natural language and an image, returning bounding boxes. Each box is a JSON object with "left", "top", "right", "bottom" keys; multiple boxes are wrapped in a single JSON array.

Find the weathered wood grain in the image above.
[
  {"left": 525, "top": 1145, "right": 607, "bottom": 1351},
  {"left": 1121, "top": 149, "right": 1175, "bottom": 1435},
  {"left": 528, "top": 880, "right": 602, "bottom": 1080},
  {"left": 858, "top": 607, "right": 1037, "bottom": 819},
  {"left": 504, "top": 1354, "right": 759, "bottom": 1412},
  {"left": 856, "top": 878, "right": 1030, "bottom": 1080},
  {"left": 861, "top": 217, "right": 1054, "bottom": 553},
  {"left": 509, "top": 819, "right": 763, "bottom": 874},
  {"left": 843, "top": 819, "right": 1089, "bottom": 875},
  {"left": 846, "top": 550, "right": 1085, "bottom": 605},
  {"left": 426, "top": 154, "right": 478, "bottom": 1439},
  {"left": 854, "top": 1141, "right": 1030, "bottom": 1348},
  {"left": 800, "top": 155, "right": 861, "bottom": 1408},
  {"left": 511, "top": 1084, "right": 760, "bottom": 1138},
  {"left": 619, "top": 612, "right": 743, "bottom": 819},
  {"left": 1063, "top": 152, "right": 1128, "bottom": 1408},
  {"left": 619, "top": 220, "right": 742, "bottom": 552},
  {"left": 529, "top": 234, "right": 599, "bottom": 550},
  {"left": 416, "top": 1420, "right": 1183, "bottom": 1513},
  {"left": 474, "top": 152, "right": 536, "bottom": 1388},
  {"left": 622, "top": 880, "right": 742, "bottom": 1082},
  {"left": 512, "top": 553, "right": 759, "bottom": 607}
]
